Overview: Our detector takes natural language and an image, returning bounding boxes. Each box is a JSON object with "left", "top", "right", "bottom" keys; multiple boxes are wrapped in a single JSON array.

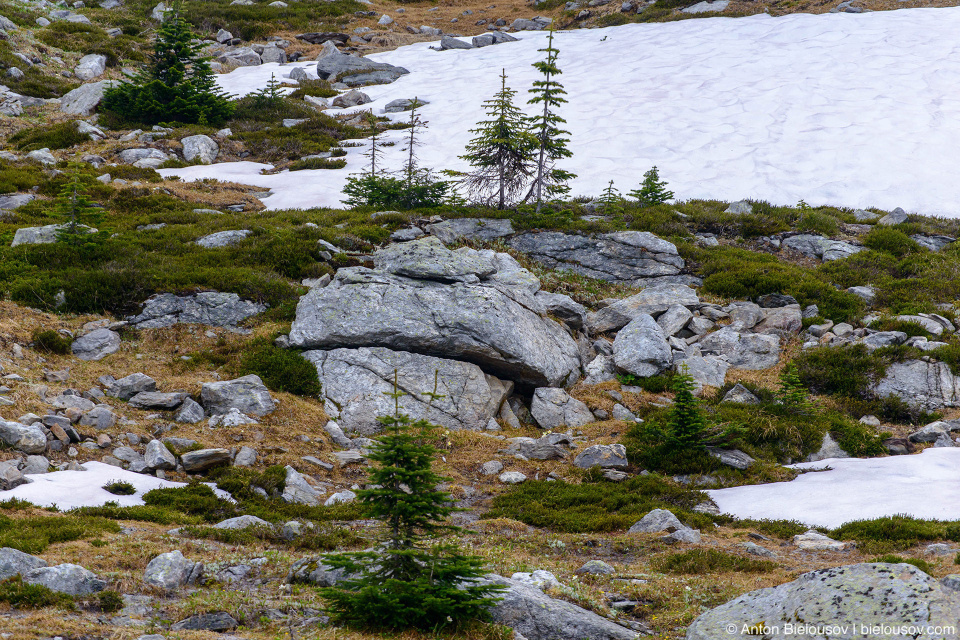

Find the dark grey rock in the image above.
[
  {"left": 180, "top": 448, "right": 231, "bottom": 473},
  {"left": 171, "top": 612, "right": 239, "bottom": 632},
  {"left": 573, "top": 444, "right": 628, "bottom": 469},
  {"left": 106, "top": 373, "right": 156, "bottom": 400},
  {"left": 71, "top": 328, "right": 120, "bottom": 361},
  {"left": 531, "top": 388, "right": 593, "bottom": 429},
  {"left": 129, "top": 392, "right": 186, "bottom": 410},
  {"left": 426, "top": 217, "right": 515, "bottom": 245},
  {"left": 612, "top": 314, "right": 672, "bottom": 377}
]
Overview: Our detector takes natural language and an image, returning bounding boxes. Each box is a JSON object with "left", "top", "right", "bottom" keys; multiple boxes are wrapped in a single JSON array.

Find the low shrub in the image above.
[
  {"left": 103, "top": 480, "right": 136, "bottom": 496},
  {"left": 831, "top": 515, "right": 960, "bottom": 551},
  {"left": 871, "top": 555, "right": 933, "bottom": 574},
  {"left": 31, "top": 329, "right": 73, "bottom": 355},
  {"left": 97, "top": 590, "right": 124, "bottom": 613},
  {"left": 870, "top": 318, "right": 934, "bottom": 338},
  {"left": 288, "top": 78, "right": 338, "bottom": 99},
  {"left": 289, "top": 157, "right": 347, "bottom": 171},
  {"left": 727, "top": 518, "right": 808, "bottom": 540},
  {"left": 182, "top": 521, "right": 361, "bottom": 550},
  {"left": 238, "top": 339, "right": 321, "bottom": 397},
  {"left": 0, "top": 576, "right": 75, "bottom": 609},
  {"left": 484, "top": 475, "right": 714, "bottom": 533},
  {"left": 616, "top": 371, "right": 676, "bottom": 393},
  {"left": 863, "top": 227, "right": 923, "bottom": 257},
  {"left": 654, "top": 549, "right": 777, "bottom": 574},
  {"left": 0, "top": 514, "right": 121, "bottom": 554},
  {"left": 9, "top": 122, "right": 89, "bottom": 152},
  {"left": 795, "top": 210, "right": 840, "bottom": 237},
  {"left": 793, "top": 345, "right": 885, "bottom": 398}
]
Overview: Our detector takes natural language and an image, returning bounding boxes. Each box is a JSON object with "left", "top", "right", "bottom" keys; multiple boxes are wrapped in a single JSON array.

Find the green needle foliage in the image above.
[
  {"left": 630, "top": 166, "right": 674, "bottom": 207},
  {"left": 52, "top": 168, "right": 105, "bottom": 248},
  {"left": 597, "top": 180, "right": 624, "bottom": 216},
  {"left": 321, "top": 374, "right": 503, "bottom": 631},
  {"left": 665, "top": 366, "right": 708, "bottom": 453},
  {"left": 461, "top": 69, "right": 537, "bottom": 209},
  {"left": 527, "top": 29, "right": 576, "bottom": 211},
  {"left": 777, "top": 362, "right": 815, "bottom": 415},
  {"left": 102, "top": 1, "right": 233, "bottom": 125}
]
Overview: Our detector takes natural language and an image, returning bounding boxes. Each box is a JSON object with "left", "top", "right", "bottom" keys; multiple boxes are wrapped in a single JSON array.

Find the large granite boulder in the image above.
[
  {"left": 302, "top": 347, "right": 511, "bottom": 434},
  {"left": 0, "top": 547, "right": 47, "bottom": 580},
  {"left": 201, "top": 375, "right": 276, "bottom": 417},
  {"left": 612, "top": 314, "right": 672, "bottom": 377},
  {"left": 59, "top": 79, "right": 118, "bottom": 116},
  {"left": 478, "top": 574, "right": 639, "bottom": 640},
  {"left": 872, "top": 360, "right": 960, "bottom": 411},
  {"left": 508, "top": 230, "right": 683, "bottom": 284},
  {"left": 288, "top": 241, "right": 581, "bottom": 388},
  {"left": 181, "top": 134, "right": 219, "bottom": 164},
  {"left": 588, "top": 284, "right": 700, "bottom": 334},
  {"left": 12, "top": 223, "right": 96, "bottom": 246},
  {"left": 126, "top": 292, "right": 266, "bottom": 328},
  {"left": 686, "top": 564, "right": 960, "bottom": 640},
  {"left": 23, "top": 564, "right": 106, "bottom": 595},
  {"left": 106, "top": 373, "right": 156, "bottom": 400},
  {"left": 313, "top": 49, "right": 409, "bottom": 85},
  {"left": 781, "top": 234, "right": 864, "bottom": 262}
]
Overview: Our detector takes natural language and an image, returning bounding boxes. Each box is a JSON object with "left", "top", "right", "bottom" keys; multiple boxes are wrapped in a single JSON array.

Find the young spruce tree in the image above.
[
  {"left": 321, "top": 375, "right": 502, "bottom": 631},
  {"left": 629, "top": 166, "right": 674, "bottom": 207},
  {"left": 596, "top": 180, "right": 624, "bottom": 217},
  {"left": 53, "top": 167, "right": 104, "bottom": 248},
  {"left": 102, "top": 1, "right": 233, "bottom": 125},
  {"left": 526, "top": 30, "right": 576, "bottom": 212},
  {"left": 460, "top": 70, "right": 537, "bottom": 209}
]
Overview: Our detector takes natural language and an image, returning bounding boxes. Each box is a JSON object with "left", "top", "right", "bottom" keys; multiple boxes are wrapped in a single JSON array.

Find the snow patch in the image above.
[
  {"left": 707, "top": 448, "right": 960, "bottom": 528},
  {"left": 1, "top": 461, "right": 232, "bottom": 510}
]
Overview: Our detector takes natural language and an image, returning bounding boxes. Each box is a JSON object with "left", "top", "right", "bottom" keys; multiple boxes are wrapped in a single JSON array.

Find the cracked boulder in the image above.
[
  {"left": 301, "top": 347, "right": 511, "bottom": 434},
  {"left": 289, "top": 240, "right": 580, "bottom": 388}
]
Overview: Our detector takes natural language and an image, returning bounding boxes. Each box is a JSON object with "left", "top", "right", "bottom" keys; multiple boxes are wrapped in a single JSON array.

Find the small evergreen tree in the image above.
[
  {"left": 526, "top": 30, "right": 576, "bottom": 212},
  {"left": 665, "top": 366, "right": 708, "bottom": 453},
  {"left": 102, "top": 1, "right": 233, "bottom": 125},
  {"left": 320, "top": 375, "right": 503, "bottom": 631},
  {"left": 52, "top": 168, "right": 105, "bottom": 247},
  {"left": 460, "top": 70, "right": 537, "bottom": 209},
  {"left": 629, "top": 166, "right": 674, "bottom": 207},
  {"left": 251, "top": 73, "right": 284, "bottom": 110},
  {"left": 777, "top": 363, "right": 814, "bottom": 415},
  {"left": 596, "top": 180, "right": 624, "bottom": 217}
]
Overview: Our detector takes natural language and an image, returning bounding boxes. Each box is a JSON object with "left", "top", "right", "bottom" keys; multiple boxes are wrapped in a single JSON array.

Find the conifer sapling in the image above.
[
  {"left": 53, "top": 167, "right": 105, "bottom": 247},
  {"left": 630, "top": 166, "right": 674, "bottom": 207},
  {"left": 597, "top": 180, "right": 625, "bottom": 217},
  {"left": 526, "top": 30, "right": 576, "bottom": 211},
  {"left": 320, "top": 372, "right": 502, "bottom": 631}
]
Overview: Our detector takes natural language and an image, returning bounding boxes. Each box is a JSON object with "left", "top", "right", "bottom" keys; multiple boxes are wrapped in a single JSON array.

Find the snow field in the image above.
[{"left": 163, "top": 8, "right": 960, "bottom": 214}]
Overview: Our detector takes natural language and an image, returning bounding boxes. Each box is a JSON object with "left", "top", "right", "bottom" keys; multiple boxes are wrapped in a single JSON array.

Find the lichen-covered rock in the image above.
[
  {"left": 426, "top": 217, "right": 515, "bottom": 245},
  {"left": 685, "top": 563, "right": 960, "bottom": 640},
  {"left": 573, "top": 444, "right": 628, "bottom": 469},
  {"left": 589, "top": 284, "right": 700, "bottom": 334},
  {"left": 127, "top": 292, "right": 266, "bottom": 328},
  {"left": 530, "top": 388, "right": 594, "bottom": 429},
  {"left": 0, "top": 421, "right": 47, "bottom": 454},
  {"left": 302, "top": 347, "right": 510, "bottom": 434},
  {"left": 143, "top": 551, "right": 203, "bottom": 591},
  {"left": 71, "top": 328, "right": 120, "bottom": 361},
  {"left": 144, "top": 439, "right": 176, "bottom": 470},
  {"left": 288, "top": 247, "right": 580, "bottom": 388},
  {"left": 508, "top": 230, "right": 684, "bottom": 284},
  {"left": 612, "top": 314, "right": 672, "bottom": 377},
  {"left": 699, "top": 328, "right": 781, "bottom": 370},
  {"left": 201, "top": 375, "right": 275, "bottom": 417},
  {"left": 106, "top": 373, "right": 156, "bottom": 400},
  {"left": 872, "top": 360, "right": 960, "bottom": 411},
  {"left": 281, "top": 466, "right": 321, "bottom": 505},
  {"left": 23, "top": 563, "right": 106, "bottom": 595},
  {"left": 0, "top": 547, "right": 47, "bottom": 580},
  {"left": 477, "top": 574, "right": 639, "bottom": 640}
]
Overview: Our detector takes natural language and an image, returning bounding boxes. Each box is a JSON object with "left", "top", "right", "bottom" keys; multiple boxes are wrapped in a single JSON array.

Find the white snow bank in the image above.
[
  {"left": 707, "top": 448, "right": 960, "bottom": 528},
  {"left": 0, "top": 461, "right": 231, "bottom": 510},
  {"left": 164, "top": 8, "right": 960, "bottom": 215}
]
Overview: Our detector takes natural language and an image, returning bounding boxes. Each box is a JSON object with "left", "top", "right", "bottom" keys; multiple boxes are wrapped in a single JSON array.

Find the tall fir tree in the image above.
[
  {"left": 102, "top": 1, "right": 233, "bottom": 125},
  {"left": 320, "top": 374, "right": 503, "bottom": 631},
  {"left": 460, "top": 70, "right": 537, "bottom": 209},
  {"left": 665, "top": 365, "right": 708, "bottom": 453},
  {"left": 53, "top": 167, "right": 105, "bottom": 248},
  {"left": 526, "top": 30, "right": 576, "bottom": 212},
  {"left": 629, "top": 166, "right": 674, "bottom": 207}
]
